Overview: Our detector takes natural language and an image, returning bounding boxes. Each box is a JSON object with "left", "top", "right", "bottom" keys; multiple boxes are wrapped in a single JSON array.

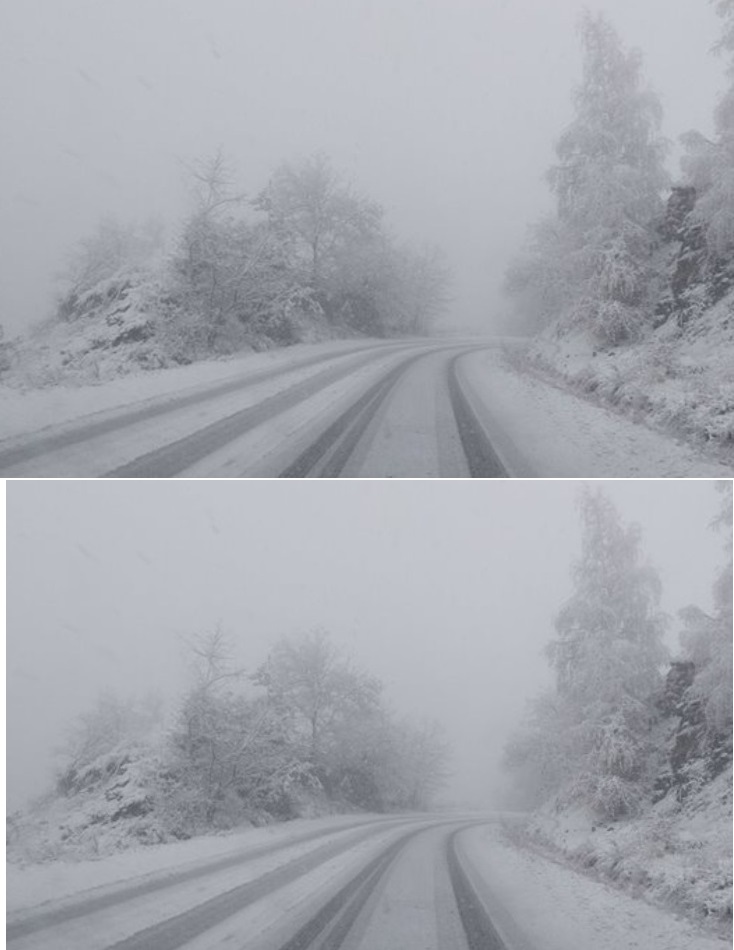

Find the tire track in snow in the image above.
[
  {"left": 6, "top": 817, "right": 418, "bottom": 942},
  {"left": 278, "top": 352, "right": 430, "bottom": 477},
  {"left": 447, "top": 827, "right": 508, "bottom": 950},
  {"left": 103, "top": 348, "right": 427, "bottom": 476},
  {"left": 101, "top": 824, "right": 425, "bottom": 950},
  {"left": 0, "top": 341, "right": 414, "bottom": 474},
  {"left": 446, "top": 353, "right": 509, "bottom": 478},
  {"left": 274, "top": 829, "right": 423, "bottom": 950}
]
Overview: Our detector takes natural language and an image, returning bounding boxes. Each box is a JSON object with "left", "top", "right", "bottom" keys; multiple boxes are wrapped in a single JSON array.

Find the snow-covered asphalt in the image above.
[
  {"left": 7, "top": 815, "right": 725, "bottom": 950},
  {"left": 0, "top": 338, "right": 730, "bottom": 476}
]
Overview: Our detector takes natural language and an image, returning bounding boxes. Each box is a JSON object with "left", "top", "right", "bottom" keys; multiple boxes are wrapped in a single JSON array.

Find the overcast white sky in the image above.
[
  {"left": 0, "top": 0, "right": 727, "bottom": 335},
  {"left": 7, "top": 479, "right": 726, "bottom": 810}
]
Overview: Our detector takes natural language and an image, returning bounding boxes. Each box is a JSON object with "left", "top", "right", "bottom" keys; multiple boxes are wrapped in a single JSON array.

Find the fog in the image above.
[
  {"left": 1, "top": 0, "right": 726, "bottom": 336},
  {"left": 7, "top": 479, "right": 723, "bottom": 811}
]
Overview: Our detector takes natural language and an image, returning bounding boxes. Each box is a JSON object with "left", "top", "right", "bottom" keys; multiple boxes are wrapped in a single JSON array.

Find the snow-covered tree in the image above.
[
  {"left": 170, "top": 151, "right": 253, "bottom": 347},
  {"left": 504, "top": 488, "right": 669, "bottom": 818},
  {"left": 548, "top": 489, "right": 669, "bottom": 816},
  {"left": 254, "top": 155, "right": 383, "bottom": 299},
  {"left": 253, "top": 630, "right": 381, "bottom": 769},
  {"left": 505, "top": 12, "right": 669, "bottom": 341},
  {"left": 252, "top": 631, "right": 449, "bottom": 811},
  {"left": 166, "top": 629, "right": 303, "bottom": 829}
]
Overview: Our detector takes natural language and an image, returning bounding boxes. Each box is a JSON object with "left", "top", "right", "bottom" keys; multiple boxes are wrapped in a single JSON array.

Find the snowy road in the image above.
[
  {"left": 0, "top": 342, "right": 507, "bottom": 478},
  {"left": 7, "top": 815, "right": 725, "bottom": 950},
  {"left": 6, "top": 816, "right": 497, "bottom": 950},
  {"left": 1, "top": 338, "right": 730, "bottom": 476}
]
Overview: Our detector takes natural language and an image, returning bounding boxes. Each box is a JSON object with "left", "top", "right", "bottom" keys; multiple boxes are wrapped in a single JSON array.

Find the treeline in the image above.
[
  {"left": 503, "top": 484, "right": 732, "bottom": 819},
  {"left": 504, "top": 3, "right": 734, "bottom": 339},
  {"left": 57, "top": 631, "right": 449, "bottom": 840},
  {"left": 56, "top": 153, "right": 451, "bottom": 363}
]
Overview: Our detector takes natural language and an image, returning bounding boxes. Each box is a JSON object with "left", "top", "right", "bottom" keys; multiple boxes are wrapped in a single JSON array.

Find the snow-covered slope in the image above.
[
  {"left": 527, "top": 288, "right": 734, "bottom": 450},
  {"left": 7, "top": 741, "right": 173, "bottom": 864},
  {"left": 6, "top": 736, "right": 350, "bottom": 869},
  {"left": 1, "top": 266, "right": 351, "bottom": 391},
  {"left": 514, "top": 765, "right": 732, "bottom": 928},
  {"left": 460, "top": 822, "right": 727, "bottom": 950}
]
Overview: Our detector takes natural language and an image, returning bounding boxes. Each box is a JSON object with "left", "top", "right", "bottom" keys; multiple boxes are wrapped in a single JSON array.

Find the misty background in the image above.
[
  {"left": 7, "top": 479, "right": 723, "bottom": 812},
  {"left": 1, "top": 0, "right": 727, "bottom": 337}
]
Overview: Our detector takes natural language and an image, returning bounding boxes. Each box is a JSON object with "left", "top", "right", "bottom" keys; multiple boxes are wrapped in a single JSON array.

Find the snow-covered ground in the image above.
[
  {"left": 459, "top": 823, "right": 729, "bottom": 950},
  {"left": 461, "top": 347, "right": 733, "bottom": 476}
]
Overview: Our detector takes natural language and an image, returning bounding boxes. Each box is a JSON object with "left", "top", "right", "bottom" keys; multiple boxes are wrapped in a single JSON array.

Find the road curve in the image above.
[
  {"left": 274, "top": 347, "right": 509, "bottom": 478},
  {"left": 0, "top": 342, "right": 513, "bottom": 477},
  {"left": 7, "top": 817, "right": 510, "bottom": 950}
]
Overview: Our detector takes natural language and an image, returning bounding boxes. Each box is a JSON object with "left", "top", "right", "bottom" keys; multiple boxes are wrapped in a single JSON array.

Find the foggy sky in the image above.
[
  {"left": 0, "top": 0, "right": 727, "bottom": 335},
  {"left": 7, "top": 479, "right": 725, "bottom": 810}
]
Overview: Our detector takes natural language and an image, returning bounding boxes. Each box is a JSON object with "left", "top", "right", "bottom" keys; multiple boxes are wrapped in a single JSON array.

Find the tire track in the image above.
[
  {"left": 103, "top": 349, "right": 424, "bottom": 477},
  {"left": 102, "top": 824, "right": 424, "bottom": 950},
  {"left": 0, "top": 341, "right": 411, "bottom": 474},
  {"left": 447, "top": 828, "right": 507, "bottom": 950},
  {"left": 278, "top": 353, "right": 429, "bottom": 477},
  {"left": 447, "top": 353, "right": 508, "bottom": 478},
  {"left": 275, "top": 828, "right": 422, "bottom": 950},
  {"left": 6, "top": 817, "right": 415, "bottom": 942}
]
